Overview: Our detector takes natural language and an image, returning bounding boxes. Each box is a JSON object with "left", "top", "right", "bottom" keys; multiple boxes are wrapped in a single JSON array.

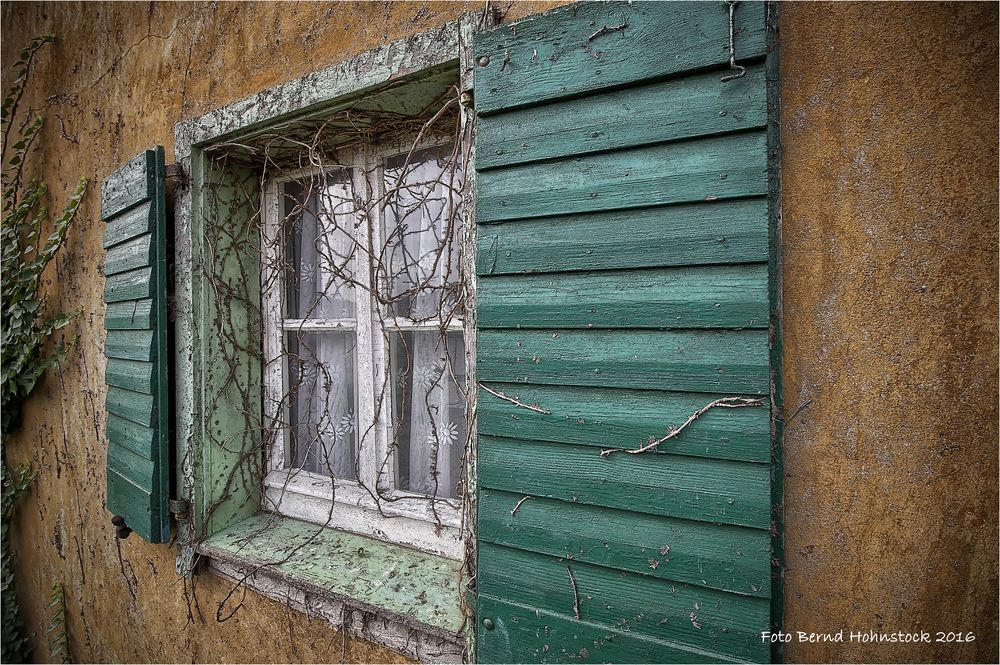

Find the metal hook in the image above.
[{"left": 721, "top": 0, "right": 747, "bottom": 82}]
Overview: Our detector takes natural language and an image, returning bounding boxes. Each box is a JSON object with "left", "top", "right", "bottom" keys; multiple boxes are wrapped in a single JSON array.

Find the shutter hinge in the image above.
[
  {"left": 168, "top": 498, "right": 190, "bottom": 522},
  {"left": 460, "top": 89, "right": 474, "bottom": 110}
]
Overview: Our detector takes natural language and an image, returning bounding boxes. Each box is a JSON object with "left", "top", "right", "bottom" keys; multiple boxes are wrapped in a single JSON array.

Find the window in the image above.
[{"left": 261, "top": 138, "right": 467, "bottom": 557}]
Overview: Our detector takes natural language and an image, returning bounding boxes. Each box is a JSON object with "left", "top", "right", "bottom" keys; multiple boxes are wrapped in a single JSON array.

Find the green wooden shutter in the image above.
[
  {"left": 101, "top": 147, "right": 170, "bottom": 543},
  {"left": 473, "top": 2, "right": 776, "bottom": 663}
]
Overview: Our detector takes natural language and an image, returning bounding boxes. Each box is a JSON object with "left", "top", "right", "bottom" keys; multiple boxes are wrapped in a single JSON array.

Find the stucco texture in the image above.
[
  {"left": 0, "top": 1, "right": 997, "bottom": 664},
  {"left": 779, "top": 2, "right": 998, "bottom": 663}
]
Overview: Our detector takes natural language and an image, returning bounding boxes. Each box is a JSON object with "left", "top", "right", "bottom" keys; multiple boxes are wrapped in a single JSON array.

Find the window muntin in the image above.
[{"left": 262, "top": 138, "right": 466, "bottom": 554}]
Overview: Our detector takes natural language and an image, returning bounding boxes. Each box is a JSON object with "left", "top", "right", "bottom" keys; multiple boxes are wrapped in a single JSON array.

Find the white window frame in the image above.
[{"left": 261, "top": 135, "right": 466, "bottom": 560}]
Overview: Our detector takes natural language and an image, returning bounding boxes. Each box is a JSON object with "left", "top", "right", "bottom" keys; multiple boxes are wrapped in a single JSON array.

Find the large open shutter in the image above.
[
  {"left": 101, "top": 147, "right": 170, "bottom": 543},
  {"left": 474, "top": 2, "right": 775, "bottom": 662}
]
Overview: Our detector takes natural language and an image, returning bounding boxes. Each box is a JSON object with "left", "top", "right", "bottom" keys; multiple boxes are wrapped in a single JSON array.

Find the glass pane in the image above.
[
  {"left": 284, "top": 174, "right": 357, "bottom": 319},
  {"left": 286, "top": 331, "right": 358, "bottom": 481},
  {"left": 381, "top": 145, "right": 463, "bottom": 321},
  {"left": 390, "top": 331, "right": 466, "bottom": 499}
]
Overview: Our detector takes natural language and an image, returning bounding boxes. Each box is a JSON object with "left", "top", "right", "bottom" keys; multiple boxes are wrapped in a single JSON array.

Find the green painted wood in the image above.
[
  {"left": 478, "top": 544, "right": 769, "bottom": 662},
  {"left": 101, "top": 150, "right": 155, "bottom": 219},
  {"left": 103, "top": 266, "right": 154, "bottom": 303},
  {"left": 104, "top": 329, "right": 155, "bottom": 362},
  {"left": 106, "top": 468, "right": 157, "bottom": 537},
  {"left": 480, "top": 489, "right": 770, "bottom": 597},
  {"left": 103, "top": 233, "right": 153, "bottom": 276},
  {"left": 105, "top": 358, "right": 154, "bottom": 394},
  {"left": 102, "top": 147, "right": 169, "bottom": 544},
  {"left": 478, "top": 264, "right": 768, "bottom": 329},
  {"left": 477, "top": 132, "right": 767, "bottom": 224},
  {"left": 107, "top": 413, "right": 155, "bottom": 460},
  {"left": 106, "top": 386, "right": 155, "bottom": 428},
  {"left": 473, "top": 1, "right": 766, "bottom": 116},
  {"left": 108, "top": 441, "right": 156, "bottom": 485},
  {"left": 477, "top": 329, "right": 769, "bottom": 394},
  {"left": 199, "top": 513, "right": 464, "bottom": 636},
  {"left": 477, "top": 595, "right": 742, "bottom": 664},
  {"left": 478, "top": 436, "right": 770, "bottom": 529},
  {"left": 102, "top": 200, "right": 153, "bottom": 249},
  {"left": 477, "top": 64, "right": 767, "bottom": 170},
  {"left": 476, "top": 199, "right": 768, "bottom": 276},
  {"left": 477, "top": 385, "right": 769, "bottom": 463},
  {"left": 104, "top": 299, "right": 154, "bottom": 330}
]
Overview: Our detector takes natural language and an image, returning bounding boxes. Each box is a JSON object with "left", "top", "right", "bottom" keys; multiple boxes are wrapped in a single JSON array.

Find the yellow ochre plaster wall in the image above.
[{"left": 1, "top": 1, "right": 996, "bottom": 663}]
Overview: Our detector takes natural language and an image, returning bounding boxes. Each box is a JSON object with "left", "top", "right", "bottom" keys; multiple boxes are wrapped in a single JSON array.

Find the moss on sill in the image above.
[{"left": 197, "top": 513, "right": 464, "bottom": 640}]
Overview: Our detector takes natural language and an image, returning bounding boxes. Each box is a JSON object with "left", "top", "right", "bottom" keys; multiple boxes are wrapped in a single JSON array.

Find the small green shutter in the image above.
[
  {"left": 101, "top": 147, "right": 170, "bottom": 543},
  {"left": 474, "top": 1, "right": 775, "bottom": 663}
]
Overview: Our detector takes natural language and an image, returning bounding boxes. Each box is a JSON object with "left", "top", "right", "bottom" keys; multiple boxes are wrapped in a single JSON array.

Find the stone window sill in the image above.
[{"left": 196, "top": 513, "right": 465, "bottom": 662}]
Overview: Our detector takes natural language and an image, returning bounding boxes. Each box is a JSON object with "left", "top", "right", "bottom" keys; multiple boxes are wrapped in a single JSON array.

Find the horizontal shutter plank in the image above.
[
  {"left": 104, "top": 266, "right": 153, "bottom": 303},
  {"left": 477, "top": 199, "right": 768, "bottom": 275},
  {"left": 477, "top": 384, "right": 769, "bottom": 463},
  {"left": 477, "top": 132, "right": 767, "bottom": 224},
  {"left": 107, "top": 413, "right": 156, "bottom": 459},
  {"left": 108, "top": 442, "right": 156, "bottom": 486},
  {"left": 477, "top": 595, "right": 742, "bottom": 664},
  {"left": 105, "top": 358, "right": 155, "bottom": 394},
  {"left": 477, "top": 264, "right": 768, "bottom": 329},
  {"left": 102, "top": 201, "right": 153, "bottom": 249},
  {"left": 104, "top": 329, "right": 155, "bottom": 361},
  {"left": 105, "top": 299, "right": 154, "bottom": 330},
  {"left": 478, "top": 436, "right": 770, "bottom": 529},
  {"left": 477, "top": 64, "right": 766, "bottom": 171},
  {"left": 480, "top": 489, "right": 770, "bottom": 597},
  {"left": 103, "top": 233, "right": 153, "bottom": 276},
  {"left": 473, "top": 0, "right": 766, "bottom": 116},
  {"left": 478, "top": 544, "right": 769, "bottom": 661},
  {"left": 106, "top": 468, "right": 157, "bottom": 538},
  {"left": 101, "top": 150, "right": 154, "bottom": 219},
  {"left": 106, "top": 386, "right": 155, "bottom": 428},
  {"left": 477, "top": 329, "right": 769, "bottom": 394}
]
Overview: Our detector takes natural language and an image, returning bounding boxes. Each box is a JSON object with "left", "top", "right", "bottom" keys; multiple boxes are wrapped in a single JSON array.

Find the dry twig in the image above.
[
  {"left": 600, "top": 396, "right": 764, "bottom": 458},
  {"left": 566, "top": 564, "right": 581, "bottom": 620},
  {"left": 478, "top": 383, "right": 551, "bottom": 415},
  {"left": 509, "top": 495, "right": 532, "bottom": 516}
]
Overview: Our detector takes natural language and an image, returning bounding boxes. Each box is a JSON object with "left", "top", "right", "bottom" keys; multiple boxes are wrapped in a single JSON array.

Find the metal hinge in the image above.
[{"left": 168, "top": 498, "right": 190, "bottom": 522}]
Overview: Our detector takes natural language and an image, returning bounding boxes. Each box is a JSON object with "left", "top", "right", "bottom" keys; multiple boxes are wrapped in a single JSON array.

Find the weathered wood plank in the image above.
[
  {"left": 106, "top": 467, "right": 157, "bottom": 537},
  {"left": 107, "top": 413, "right": 156, "bottom": 459},
  {"left": 477, "top": 132, "right": 767, "bottom": 224},
  {"left": 473, "top": 1, "right": 766, "bottom": 115},
  {"left": 477, "top": 64, "right": 766, "bottom": 170},
  {"left": 478, "top": 436, "right": 770, "bottom": 529},
  {"left": 478, "top": 544, "right": 770, "bottom": 661},
  {"left": 104, "top": 329, "right": 155, "bottom": 362},
  {"left": 480, "top": 489, "right": 770, "bottom": 597},
  {"left": 104, "top": 266, "right": 153, "bottom": 303},
  {"left": 477, "top": 384, "right": 769, "bottom": 463},
  {"left": 102, "top": 201, "right": 153, "bottom": 249},
  {"left": 103, "top": 233, "right": 153, "bottom": 276},
  {"left": 105, "top": 358, "right": 154, "bottom": 394},
  {"left": 477, "top": 198, "right": 768, "bottom": 275},
  {"left": 477, "top": 329, "right": 769, "bottom": 394},
  {"left": 106, "top": 386, "right": 155, "bottom": 428},
  {"left": 199, "top": 513, "right": 465, "bottom": 636},
  {"left": 107, "top": 441, "right": 156, "bottom": 486},
  {"left": 104, "top": 299, "right": 154, "bottom": 330},
  {"left": 477, "top": 595, "right": 742, "bottom": 664},
  {"left": 478, "top": 264, "right": 768, "bottom": 329},
  {"left": 101, "top": 150, "right": 154, "bottom": 219}
]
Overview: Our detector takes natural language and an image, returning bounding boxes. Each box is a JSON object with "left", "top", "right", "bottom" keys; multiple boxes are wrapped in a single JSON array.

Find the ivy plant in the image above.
[{"left": 1, "top": 33, "right": 87, "bottom": 663}]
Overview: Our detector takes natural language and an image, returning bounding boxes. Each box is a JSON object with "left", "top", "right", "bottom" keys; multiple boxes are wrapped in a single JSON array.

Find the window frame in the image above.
[{"left": 260, "top": 137, "right": 466, "bottom": 559}]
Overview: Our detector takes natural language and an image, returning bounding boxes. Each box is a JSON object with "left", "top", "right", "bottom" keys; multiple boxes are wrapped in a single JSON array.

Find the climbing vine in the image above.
[{"left": 1, "top": 33, "right": 88, "bottom": 663}]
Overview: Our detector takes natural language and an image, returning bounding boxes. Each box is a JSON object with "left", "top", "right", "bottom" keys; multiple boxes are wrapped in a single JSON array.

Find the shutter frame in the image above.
[
  {"left": 473, "top": 2, "right": 776, "bottom": 662},
  {"left": 102, "top": 146, "right": 170, "bottom": 544}
]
